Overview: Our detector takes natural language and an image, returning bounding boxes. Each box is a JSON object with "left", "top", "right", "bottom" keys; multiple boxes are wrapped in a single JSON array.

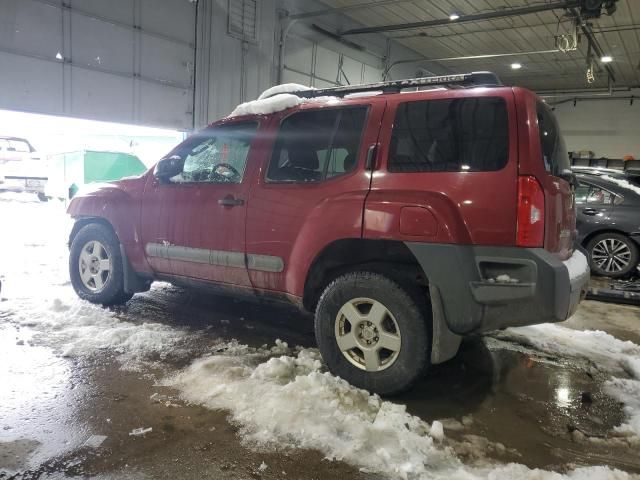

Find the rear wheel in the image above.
[
  {"left": 69, "top": 223, "right": 133, "bottom": 305},
  {"left": 587, "top": 232, "right": 639, "bottom": 278},
  {"left": 315, "top": 271, "right": 430, "bottom": 395}
]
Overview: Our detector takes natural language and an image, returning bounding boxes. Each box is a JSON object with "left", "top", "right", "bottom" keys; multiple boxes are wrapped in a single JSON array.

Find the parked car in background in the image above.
[
  {"left": 65, "top": 73, "right": 589, "bottom": 395},
  {"left": 45, "top": 150, "right": 147, "bottom": 200},
  {"left": 0, "top": 136, "right": 47, "bottom": 200},
  {"left": 573, "top": 167, "right": 640, "bottom": 278}
]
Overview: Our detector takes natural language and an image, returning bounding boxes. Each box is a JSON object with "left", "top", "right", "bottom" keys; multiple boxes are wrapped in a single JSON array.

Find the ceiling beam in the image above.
[
  {"left": 340, "top": 0, "right": 580, "bottom": 35},
  {"left": 288, "top": 0, "right": 414, "bottom": 20}
]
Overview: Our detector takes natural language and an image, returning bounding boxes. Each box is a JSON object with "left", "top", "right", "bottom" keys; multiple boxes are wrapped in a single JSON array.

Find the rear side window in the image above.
[
  {"left": 575, "top": 183, "right": 619, "bottom": 206},
  {"left": 537, "top": 101, "right": 570, "bottom": 177},
  {"left": 388, "top": 97, "right": 508, "bottom": 173},
  {"left": 267, "top": 107, "right": 367, "bottom": 183}
]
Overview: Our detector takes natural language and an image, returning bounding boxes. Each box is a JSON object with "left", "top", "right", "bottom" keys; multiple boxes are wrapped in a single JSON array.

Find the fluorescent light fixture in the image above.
[
  {"left": 601, "top": 55, "right": 613, "bottom": 63},
  {"left": 511, "top": 62, "right": 522, "bottom": 70},
  {"left": 449, "top": 13, "right": 460, "bottom": 20}
]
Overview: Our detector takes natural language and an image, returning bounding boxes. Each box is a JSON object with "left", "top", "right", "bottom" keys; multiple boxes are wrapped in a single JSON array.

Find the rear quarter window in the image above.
[
  {"left": 388, "top": 97, "right": 509, "bottom": 173},
  {"left": 537, "top": 101, "right": 570, "bottom": 177}
]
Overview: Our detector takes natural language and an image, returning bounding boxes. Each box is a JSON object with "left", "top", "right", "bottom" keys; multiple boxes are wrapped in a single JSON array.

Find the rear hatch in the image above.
[{"left": 516, "top": 91, "right": 575, "bottom": 260}]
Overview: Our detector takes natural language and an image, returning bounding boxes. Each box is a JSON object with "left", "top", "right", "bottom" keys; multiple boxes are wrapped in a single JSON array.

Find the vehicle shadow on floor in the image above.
[{"left": 118, "top": 284, "right": 499, "bottom": 412}]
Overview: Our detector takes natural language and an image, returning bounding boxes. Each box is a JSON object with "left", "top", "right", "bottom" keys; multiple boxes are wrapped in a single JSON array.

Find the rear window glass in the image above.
[
  {"left": 388, "top": 97, "right": 509, "bottom": 173},
  {"left": 537, "top": 101, "right": 570, "bottom": 177}
]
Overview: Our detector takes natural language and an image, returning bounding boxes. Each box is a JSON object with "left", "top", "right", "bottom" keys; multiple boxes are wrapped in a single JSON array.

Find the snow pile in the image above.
[
  {"left": 601, "top": 175, "right": 640, "bottom": 197},
  {"left": 165, "top": 341, "right": 632, "bottom": 480},
  {"left": 0, "top": 196, "right": 190, "bottom": 369},
  {"left": 563, "top": 249, "right": 590, "bottom": 282},
  {"left": 8, "top": 293, "right": 191, "bottom": 369},
  {"left": 257, "top": 83, "right": 313, "bottom": 100},
  {"left": 228, "top": 83, "right": 339, "bottom": 117},
  {"left": 487, "top": 274, "right": 519, "bottom": 284},
  {"left": 229, "top": 93, "right": 303, "bottom": 118},
  {"left": 495, "top": 324, "right": 640, "bottom": 439}
]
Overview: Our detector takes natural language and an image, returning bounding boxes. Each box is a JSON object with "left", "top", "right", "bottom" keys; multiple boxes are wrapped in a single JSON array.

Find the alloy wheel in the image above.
[
  {"left": 334, "top": 297, "right": 401, "bottom": 372},
  {"left": 591, "top": 238, "right": 632, "bottom": 274},
  {"left": 78, "top": 240, "right": 112, "bottom": 292}
]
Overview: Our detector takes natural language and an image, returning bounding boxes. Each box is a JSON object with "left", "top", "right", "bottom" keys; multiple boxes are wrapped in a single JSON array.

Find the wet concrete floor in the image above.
[
  {"left": 1, "top": 195, "right": 640, "bottom": 478},
  {"left": 2, "top": 285, "right": 639, "bottom": 479}
]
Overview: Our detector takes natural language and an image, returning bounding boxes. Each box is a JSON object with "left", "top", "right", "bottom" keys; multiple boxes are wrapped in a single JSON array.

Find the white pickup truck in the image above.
[{"left": 0, "top": 136, "right": 47, "bottom": 200}]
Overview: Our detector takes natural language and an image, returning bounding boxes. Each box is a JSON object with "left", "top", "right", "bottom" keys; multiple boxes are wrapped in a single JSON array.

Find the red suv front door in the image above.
[
  {"left": 140, "top": 121, "right": 260, "bottom": 286},
  {"left": 245, "top": 100, "right": 386, "bottom": 297}
]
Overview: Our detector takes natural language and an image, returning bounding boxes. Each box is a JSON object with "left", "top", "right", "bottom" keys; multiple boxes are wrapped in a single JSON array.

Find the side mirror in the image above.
[{"left": 154, "top": 155, "right": 184, "bottom": 183}]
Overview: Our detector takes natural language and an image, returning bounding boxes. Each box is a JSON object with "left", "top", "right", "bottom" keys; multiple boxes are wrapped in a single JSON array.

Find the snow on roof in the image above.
[
  {"left": 228, "top": 88, "right": 340, "bottom": 118},
  {"left": 600, "top": 174, "right": 640, "bottom": 197},
  {"left": 257, "top": 83, "right": 314, "bottom": 100},
  {"left": 228, "top": 93, "right": 303, "bottom": 118},
  {"left": 227, "top": 83, "right": 316, "bottom": 118}
]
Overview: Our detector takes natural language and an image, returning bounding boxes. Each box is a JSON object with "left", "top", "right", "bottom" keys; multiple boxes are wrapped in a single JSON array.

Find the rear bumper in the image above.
[
  {"left": 0, "top": 176, "right": 47, "bottom": 194},
  {"left": 406, "top": 243, "right": 590, "bottom": 335}
]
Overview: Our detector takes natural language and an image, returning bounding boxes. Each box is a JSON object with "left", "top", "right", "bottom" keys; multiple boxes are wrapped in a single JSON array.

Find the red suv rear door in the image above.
[
  {"left": 244, "top": 99, "right": 385, "bottom": 297},
  {"left": 140, "top": 121, "right": 260, "bottom": 286},
  {"left": 364, "top": 88, "right": 518, "bottom": 246}
]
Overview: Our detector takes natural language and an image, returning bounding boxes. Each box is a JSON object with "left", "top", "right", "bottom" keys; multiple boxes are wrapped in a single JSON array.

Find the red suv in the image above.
[{"left": 67, "top": 72, "right": 589, "bottom": 394}]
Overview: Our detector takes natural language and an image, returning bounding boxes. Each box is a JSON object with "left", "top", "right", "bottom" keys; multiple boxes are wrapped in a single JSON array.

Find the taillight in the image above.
[{"left": 517, "top": 175, "right": 545, "bottom": 247}]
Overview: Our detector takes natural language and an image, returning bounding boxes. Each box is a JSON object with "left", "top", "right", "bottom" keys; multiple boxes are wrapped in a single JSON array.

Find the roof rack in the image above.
[{"left": 269, "top": 71, "right": 503, "bottom": 99}]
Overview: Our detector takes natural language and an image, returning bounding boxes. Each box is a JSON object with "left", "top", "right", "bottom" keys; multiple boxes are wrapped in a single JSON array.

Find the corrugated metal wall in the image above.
[
  {"left": 0, "top": 0, "right": 195, "bottom": 129},
  {"left": 194, "top": 0, "right": 421, "bottom": 125}
]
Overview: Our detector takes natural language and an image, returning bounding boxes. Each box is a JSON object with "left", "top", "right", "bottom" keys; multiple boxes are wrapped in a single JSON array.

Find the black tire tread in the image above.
[
  {"left": 315, "top": 271, "right": 431, "bottom": 396},
  {"left": 586, "top": 232, "right": 639, "bottom": 278},
  {"left": 69, "top": 223, "right": 132, "bottom": 305}
]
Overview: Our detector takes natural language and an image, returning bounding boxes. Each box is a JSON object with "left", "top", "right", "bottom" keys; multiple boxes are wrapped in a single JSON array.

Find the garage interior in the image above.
[{"left": 1, "top": 0, "right": 640, "bottom": 479}]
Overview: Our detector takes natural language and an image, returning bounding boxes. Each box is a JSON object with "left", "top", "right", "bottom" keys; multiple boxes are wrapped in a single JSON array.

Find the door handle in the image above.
[
  {"left": 582, "top": 208, "right": 597, "bottom": 216},
  {"left": 218, "top": 195, "right": 244, "bottom": 207},
  {"left": 365, "top": 143, "right": 378, "bottom": 170}
]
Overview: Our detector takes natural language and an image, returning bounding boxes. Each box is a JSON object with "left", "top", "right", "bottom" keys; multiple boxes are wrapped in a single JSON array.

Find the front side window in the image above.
[
  {"left": 170, "top": 122, "right": 257, "bottom": 184},
  {"left": 388, "top": 97, "right": 509, "bottom": 173},
  {"left": 267, "top": 107, "right": 367, "bottom": 183},
  {"left": 537, "top": 101, "right": 570, "bottom": 177}
]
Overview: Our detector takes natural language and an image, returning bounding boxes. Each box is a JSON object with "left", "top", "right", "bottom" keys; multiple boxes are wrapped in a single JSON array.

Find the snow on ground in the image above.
[
  {"left": 495, "top": 324, "right": 640, "bottom": 440},
  {"left": 164, "top": 341, "right": 632, "bottom": 480},
  {"left": 0, "top": 193, "right": 191, "bottom": 369},
  {"left": 1, "top": 192, "right": 639, "bottom": 479}
]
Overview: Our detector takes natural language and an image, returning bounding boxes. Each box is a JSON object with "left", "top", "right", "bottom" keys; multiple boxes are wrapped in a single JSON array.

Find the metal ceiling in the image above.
[{"left": 306, "top": 0, "right": 640, "bottom": 92}]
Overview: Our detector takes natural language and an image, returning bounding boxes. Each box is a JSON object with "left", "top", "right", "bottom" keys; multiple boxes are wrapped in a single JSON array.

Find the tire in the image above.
[
  {"left": 586, "top": 232, "right": 639, "bottom": 278},
  {"left": 37, "top": 192, "right": 48, "bottom": 202},
  {"left": 69, "top": 223, "right": 134, "bottom": 305},
  {"left": 315, "top": 271, "right": 431, "bottom": 395}
]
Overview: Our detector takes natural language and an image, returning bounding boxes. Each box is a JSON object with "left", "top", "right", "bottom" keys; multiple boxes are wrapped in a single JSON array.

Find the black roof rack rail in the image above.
[{"left": 269, "top": 71, "right": 503, "bottom": 99}]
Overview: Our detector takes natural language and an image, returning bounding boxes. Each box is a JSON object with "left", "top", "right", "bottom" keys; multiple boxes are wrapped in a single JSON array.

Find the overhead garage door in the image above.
[{"left": 0, "top": 0, "right": 195, "bottom": 130}]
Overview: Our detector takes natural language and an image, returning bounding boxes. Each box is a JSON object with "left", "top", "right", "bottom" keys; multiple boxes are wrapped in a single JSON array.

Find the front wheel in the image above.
[
  {"left": 315, "top": 271, "right": 431, "bottom": 395},
  {"left": 69, "top": 223, "right": 133, "bottom": 305},
  {"left": 587, "top": 233, "right": 639, "bottom": 278}
]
